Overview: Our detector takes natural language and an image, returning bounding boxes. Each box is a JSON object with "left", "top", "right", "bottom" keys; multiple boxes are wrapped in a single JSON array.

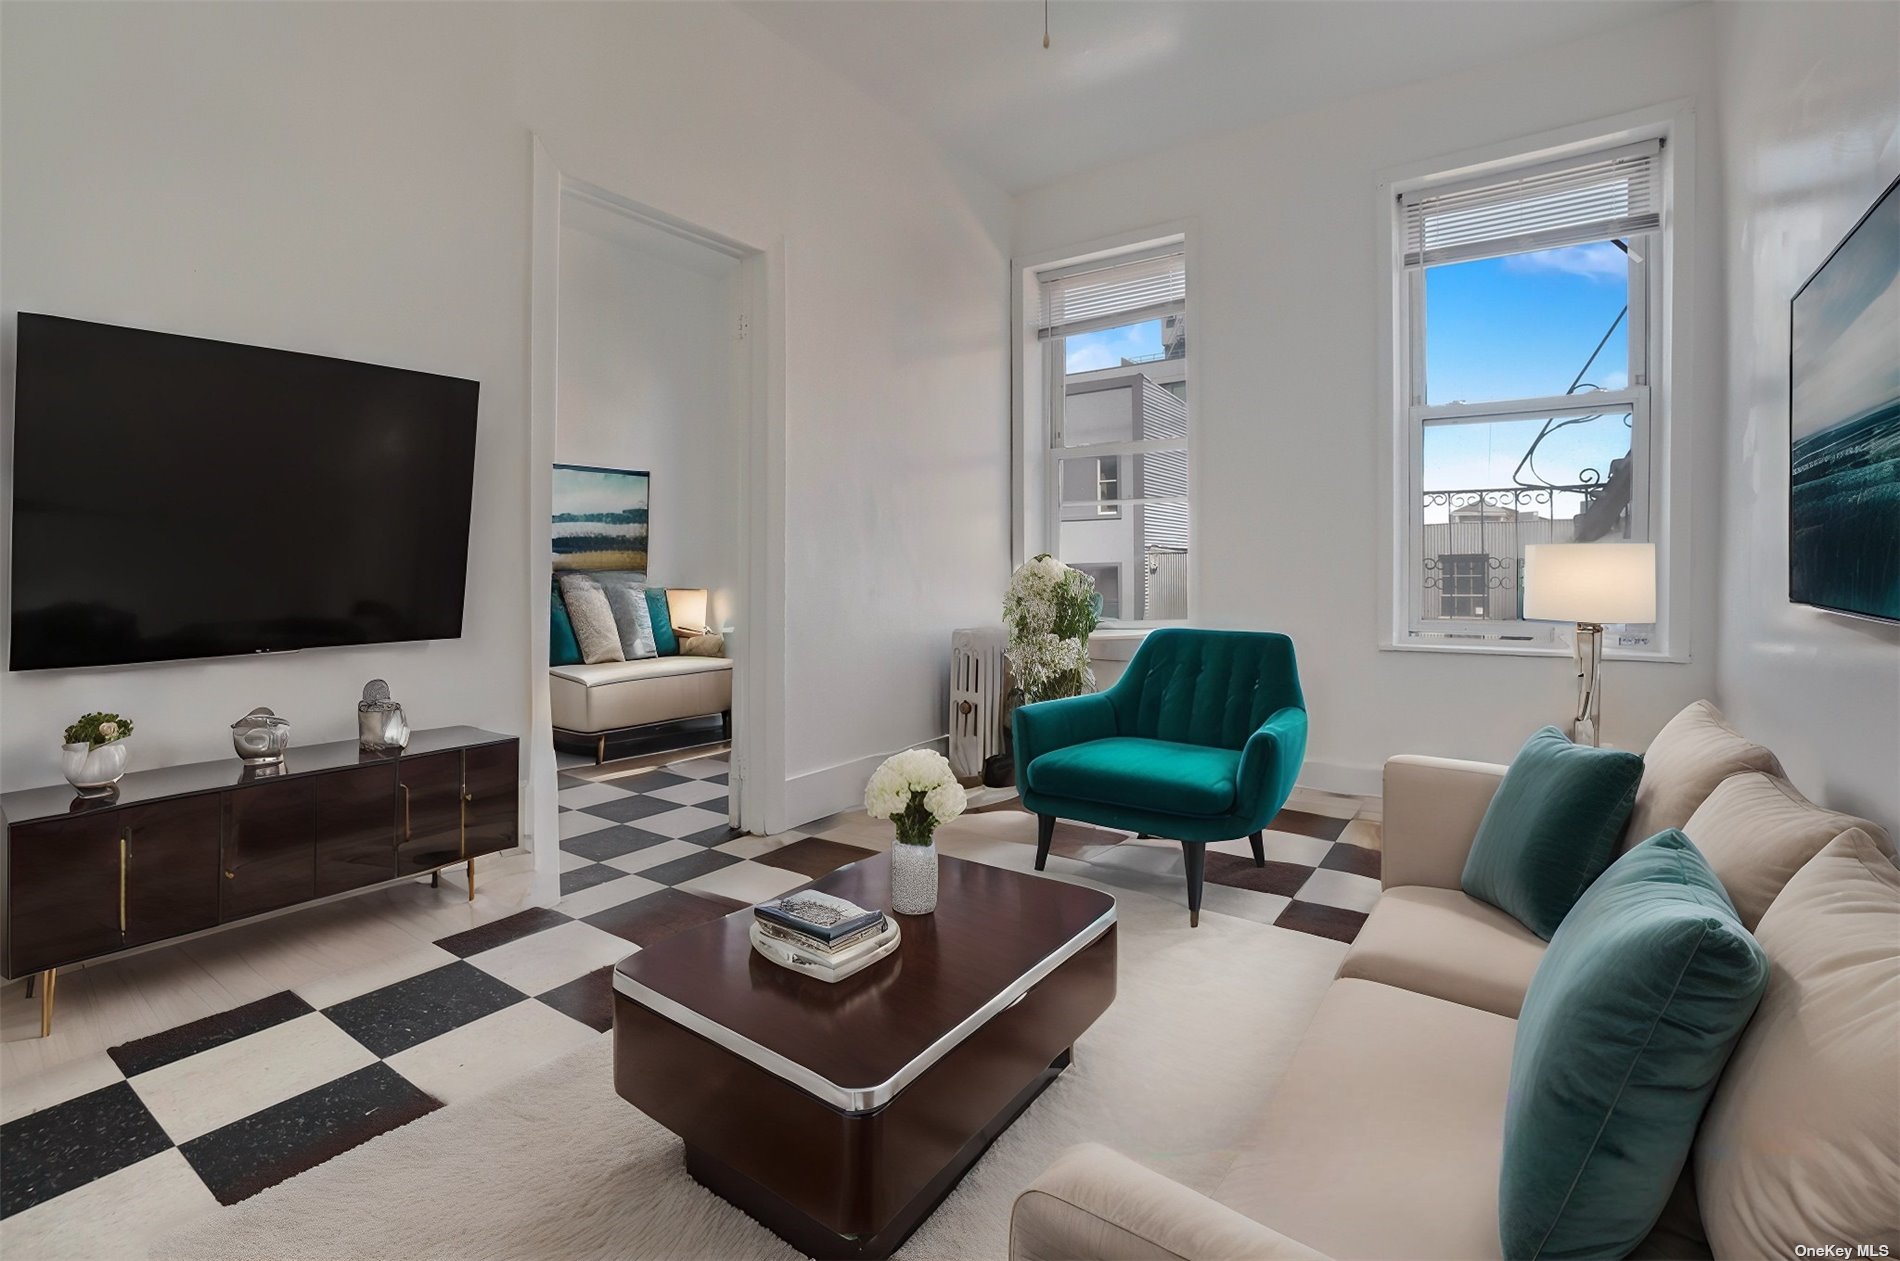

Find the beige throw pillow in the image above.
[
  {"left": 679, "top": 632, "right": 726, "bottom": 657},
  {"left": 1683, "top": 771, "right": 1894, "bottom": 929},
  {"left": 556, "top": 573, "right": 625, "bottom": 665},
  {"left": 1695, "top": 828, "right": 1900, "bottom": 1259},
  {"left": 1623, "top": 700, "right": 1783, "bottom": 847}
]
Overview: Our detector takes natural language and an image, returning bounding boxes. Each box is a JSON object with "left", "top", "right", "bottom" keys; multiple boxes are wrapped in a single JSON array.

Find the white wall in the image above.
[
  {"left": 557, "top": 199, "right": 742, "bottom": 627},
  {"left": 0, "top": 2, "right": 1012, "bottom": 819},
  {"left": 1013, "top": 4, "right": 1726, "bottom": 789},
  {"left": 1711, "top": 1, "right": 1900, "bottom": 832}
]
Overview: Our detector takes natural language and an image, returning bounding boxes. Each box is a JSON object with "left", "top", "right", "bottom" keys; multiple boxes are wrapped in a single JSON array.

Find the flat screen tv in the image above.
[
  {"left": 1789, "top": 173, "right": 1900, "bottom": 625},
  {"left": 9, "top": 314, "right": 480, "bottom": 670}
]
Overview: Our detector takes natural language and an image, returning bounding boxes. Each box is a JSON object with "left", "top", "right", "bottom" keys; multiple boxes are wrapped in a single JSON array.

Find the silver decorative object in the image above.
[
  {"left": 357, "top": 679, "right": 410, "bottom": 752},
  {"left": 890, "top": 838, "right": 939, "bottom": 915},
  {"left": 231, "top": 707, "right": 291, "bottom": 765}
]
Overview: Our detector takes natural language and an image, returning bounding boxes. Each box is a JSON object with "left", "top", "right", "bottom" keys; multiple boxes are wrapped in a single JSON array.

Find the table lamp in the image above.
[
  {"left": 666, "top": 587, "right": 711, "bottom": 637},
  {"left": 1523, "top": 543, "right": 1656, "bottom": 747}
]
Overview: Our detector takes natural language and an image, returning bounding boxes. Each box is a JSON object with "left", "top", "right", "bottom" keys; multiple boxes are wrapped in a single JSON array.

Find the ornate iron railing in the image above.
[{"left": 1420, "top": 484, "right": 1604, "bottom": 620}]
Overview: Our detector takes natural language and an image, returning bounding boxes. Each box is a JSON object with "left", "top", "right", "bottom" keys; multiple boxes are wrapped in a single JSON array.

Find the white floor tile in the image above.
[
  {"left": 670, "top": 759, "right": 728, "bottom": 780},
  {"left": 0, "top": 1051, "right": 124, "bottom": 1125},
  {"left": 678, "top": 861, "right": 808, "bottom": 905},
  {"left": 1336, "top": 819, "right": 1383, "bottom": 851},
  {"left": 129, "top": 1012, "right": 377, "bottom": 1143},
  {"left": 0, "top": 1149, "right": 217, "bottom": 1261},
  {"left": 1197, "top": 883, "right": 1293, "bottom": 927},
  {"left": 556, "top": 849, "right": 596, "bottom": 873},
  {"left": 631, "top": 804, "right": 730, "bottom": 839},
  {"left": 385, "top": 1001, "right": 600, "bottom": 1106},
  {"left": 642, "top": 778, "right": 728, "bottom": 806},
  {"left": 558, "top": 810, "right": 618, "bottom": 840},
  {"left": 604, "top": 839, "right": 703, "bottom": 874},
  {"left": 463, "top": 920, "right": 634, "bottom": 995},
  {"left": 558, "top": 781, "right": 636, "bottom": 809},
  {"left": 1295, "top": 867, "right": 1382, "bottom": 913},
  {"left": 554, "top": 872, "right": 666, "bottom": 919}
]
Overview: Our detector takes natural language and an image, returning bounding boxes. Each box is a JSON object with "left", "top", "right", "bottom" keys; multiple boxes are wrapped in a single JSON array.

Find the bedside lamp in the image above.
[
  {"left": 1524, "top": 544, "right": 1656, "bottom": 747},
  {"left": 667, "top": 587, "right": 710, "bottom": 637}
]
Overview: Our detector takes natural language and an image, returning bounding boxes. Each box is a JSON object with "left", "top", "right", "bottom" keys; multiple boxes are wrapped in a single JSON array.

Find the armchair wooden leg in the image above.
[
  {"left": 1182, "top": 842, "right": 1206, "bottom": 928},
  {"left": 1034, "top": 814, "right": 1055, "bottom": 871},
  {"left": 1250, "top": 830, "right": 1266, "bottom": 867}
]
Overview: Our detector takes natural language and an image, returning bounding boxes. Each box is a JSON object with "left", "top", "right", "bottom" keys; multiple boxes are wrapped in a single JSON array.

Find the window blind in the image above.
[
  {"left": 1402, "top": 140, "right": 1661, "bottom": 268},
  {"left": 1037, "top": 247, "right": 1185, "bottom": 339}
]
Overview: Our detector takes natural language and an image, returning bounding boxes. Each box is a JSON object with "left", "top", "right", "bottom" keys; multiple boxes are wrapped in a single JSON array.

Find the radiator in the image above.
[{"left": 949, "top": 626, "right": 1009, "bottom": 779}]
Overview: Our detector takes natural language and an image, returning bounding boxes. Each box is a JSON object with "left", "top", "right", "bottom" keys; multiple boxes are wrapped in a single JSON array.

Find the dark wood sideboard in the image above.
[{"left": 0, "top": 725, "right": 519, "bottom": 1037}]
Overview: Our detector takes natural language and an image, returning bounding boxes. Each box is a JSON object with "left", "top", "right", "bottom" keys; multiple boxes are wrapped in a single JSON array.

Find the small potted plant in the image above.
[
  {"left": 864, "top": 748, "right": 966, "bottom": 915},
  {"left": 61, "top": 712, "right": 134, "bottom": 794},
  {"left": 1004, "top": 554, "right": 1101, "bottom": 703}
]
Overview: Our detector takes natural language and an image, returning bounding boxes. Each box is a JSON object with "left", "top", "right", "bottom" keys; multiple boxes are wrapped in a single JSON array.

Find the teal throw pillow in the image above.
[
  {"left": 646, "top": 588, "right": 678, "bottom": 655},
  {"left": 1501, "top": 830, "right": 1768, "bottom": 1259},
  {"left": 1461, "top": 726, "right": 1643, "bottom": 938},
  {"left": 549, "top": 579, "right": 582, "bottom": 667}
]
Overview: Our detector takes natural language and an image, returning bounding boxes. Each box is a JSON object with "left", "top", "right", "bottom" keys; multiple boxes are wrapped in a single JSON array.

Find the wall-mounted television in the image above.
[
  {"left": 1789, "top": 173, "right": 1900, "bottom": 625},
  {"left": 8, "top": 314, "right": 481, "bottom": 670}
]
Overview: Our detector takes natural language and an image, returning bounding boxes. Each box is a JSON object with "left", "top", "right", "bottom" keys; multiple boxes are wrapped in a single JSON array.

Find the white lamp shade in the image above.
[
  {"left": 666, "top": 587, "right": 710, "bottom": 636},
  {"left": 1523, "top": 544, "right": 1656, "bottom": 624}
]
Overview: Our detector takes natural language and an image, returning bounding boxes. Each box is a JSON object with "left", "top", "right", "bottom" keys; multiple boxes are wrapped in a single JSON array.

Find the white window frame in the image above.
[
  {"left": 1012, "top": 224, "right": 1197, "bottom": 627},
  {"left": 1377, "top": 106, "right": 1694, "bottom": 662}
]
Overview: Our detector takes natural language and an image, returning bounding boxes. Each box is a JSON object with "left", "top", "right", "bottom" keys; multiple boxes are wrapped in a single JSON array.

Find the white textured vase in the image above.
[
  {"left": 890, "top": 838, "right": 939, "bottom": 915},
  {"left": 61, "top": 739, "right": 129, "bottom": 793}
]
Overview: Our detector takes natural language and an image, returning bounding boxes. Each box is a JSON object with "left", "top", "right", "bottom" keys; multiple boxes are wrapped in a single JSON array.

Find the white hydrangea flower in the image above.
[
  {"left": 98, "top": 720, "right": 119, "bottom": 740},
  {"left": 923, "top": 781, "right": 966, "bottom": 824},
  {"left": 864, "top": 747, "right": 963, "bottom": 824},
  {"left": 1004, "top": 554, "right": 1099, "bottom": 704}
]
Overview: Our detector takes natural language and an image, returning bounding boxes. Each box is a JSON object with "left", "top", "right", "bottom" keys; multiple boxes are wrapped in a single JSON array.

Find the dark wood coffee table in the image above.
[{"left": 612, "top": 850, "right": 1117, "bottom": 1259}]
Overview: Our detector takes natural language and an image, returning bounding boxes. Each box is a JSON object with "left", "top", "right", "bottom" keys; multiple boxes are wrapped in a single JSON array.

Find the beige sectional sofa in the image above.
[
  {"left": 550, "top": 655, "right": 731, "bottom": 763},
  {"left": 1009, "top": 702, "right": 1898, "bottom": 1260}
]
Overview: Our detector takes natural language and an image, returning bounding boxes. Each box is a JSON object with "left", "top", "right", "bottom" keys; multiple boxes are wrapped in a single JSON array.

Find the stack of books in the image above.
[{"left": 750, "top": 890, "right": 901, "bottom": 983}]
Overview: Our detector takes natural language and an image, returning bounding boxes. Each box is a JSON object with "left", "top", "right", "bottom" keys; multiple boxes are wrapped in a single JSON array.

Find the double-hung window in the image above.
[
  {"left": 1034, "top": 243, "right": 1189, "bottom": 623},
  {"left": 1396, "top": 140, "right": 1666, "bottom": 651}
]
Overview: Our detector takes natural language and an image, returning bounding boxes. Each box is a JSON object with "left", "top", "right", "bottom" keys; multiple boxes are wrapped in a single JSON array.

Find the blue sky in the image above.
[{"left": 1066, "top": 319, "right": 1164, "bottom": 373}]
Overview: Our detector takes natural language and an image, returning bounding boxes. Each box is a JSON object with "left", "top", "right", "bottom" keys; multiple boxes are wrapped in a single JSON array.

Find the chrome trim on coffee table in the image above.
[{"left": 613, "top": 904, "right": 1116, "bottom": 1113}]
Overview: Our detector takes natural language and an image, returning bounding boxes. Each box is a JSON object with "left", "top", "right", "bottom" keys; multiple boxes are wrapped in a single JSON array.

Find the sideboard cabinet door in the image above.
[
  {"left": 396, "top": 751, "right": 463, "bottom": 876},
  {"left": 315, "top": 763, "right": 398, "bottom": 897},
  {"left": 222, "top": 780, "right": 316, "bottom": 921},
  {"left": 463, "top": 741, "right": 519, "bottom": 860},
  {"left": 125, "top": 795, "right": 223, "bottom": 947},
  {"left": 6, "top": 812, "right": 122, "bottom": 976}
]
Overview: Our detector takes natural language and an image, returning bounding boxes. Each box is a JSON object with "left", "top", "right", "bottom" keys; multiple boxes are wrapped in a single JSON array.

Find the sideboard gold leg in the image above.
[
  {"left": 39, "top": 968, "right": 56, "bottom": 1038},
  {"left": 467, "top": 857, "right": 476, "bottom": 902}
]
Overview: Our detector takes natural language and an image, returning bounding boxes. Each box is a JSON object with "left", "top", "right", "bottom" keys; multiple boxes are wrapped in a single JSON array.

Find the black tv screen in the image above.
[{"left": 9, "top": 314, "right": 480, "bottom": 670}]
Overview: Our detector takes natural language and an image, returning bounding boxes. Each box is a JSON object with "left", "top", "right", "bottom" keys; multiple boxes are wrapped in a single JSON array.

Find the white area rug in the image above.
[{"left": 154, "top": 828, "right": 1345, "bottom": 1261}]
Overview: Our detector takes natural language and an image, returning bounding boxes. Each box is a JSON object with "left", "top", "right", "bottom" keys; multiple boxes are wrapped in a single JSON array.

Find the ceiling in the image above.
[{"left": 737, "top": 0, "right": 1691, "bottom": 193}]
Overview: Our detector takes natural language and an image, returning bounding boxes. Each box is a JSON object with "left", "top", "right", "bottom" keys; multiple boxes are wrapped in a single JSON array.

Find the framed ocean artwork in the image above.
[
  {"left": 552, "top": 463, "right": 649, "bottom": 575},
  {"left": 1790, "top": 173, "right": 1900, "bottom": 624}
]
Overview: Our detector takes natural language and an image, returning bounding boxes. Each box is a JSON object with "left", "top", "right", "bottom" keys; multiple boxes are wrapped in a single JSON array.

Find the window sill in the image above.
[
  {"left": 1378, "top": 637, "right": 1688, "bottom": 665},
  {"left": 1089, "top": 626, "right": 1161, "bottom": 661}
]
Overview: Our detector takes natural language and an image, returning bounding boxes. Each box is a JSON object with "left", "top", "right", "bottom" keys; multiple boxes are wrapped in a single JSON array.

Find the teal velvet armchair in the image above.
[{"left": 1013, "top": 628, "right": 1307, "bottom": 926}]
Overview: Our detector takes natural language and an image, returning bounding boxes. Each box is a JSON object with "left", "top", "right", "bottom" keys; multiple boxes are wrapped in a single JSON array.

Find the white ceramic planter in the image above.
[
  {"left": 61, "top": 739, "right": 129, "bottom": 793},
  {"left": 890, "top": 837, "right": 939, "bottom": 915}
]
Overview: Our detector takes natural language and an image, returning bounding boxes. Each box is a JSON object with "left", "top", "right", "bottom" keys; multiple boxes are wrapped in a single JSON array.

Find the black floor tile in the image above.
[
  {"left": 617, "top": 769, "right": 692, "bottom": 793},
  {"left": 584, "top": 888, "right": 746, "bottom": 947},
  {"left": 1275, "top": 900, "right": 1370, "bottom": 943},
  {"left": 178, "top": 1063, "right": 440, "bottom": 1206},
  {"left": 1265, "top": 808, "right": 1352, "bottom": 843},
  {"left": 637, "top": 848, "right": 742, "bottom": 886},
  {"left": 432, "top": 906, "right": 570, "bottom": 958},
  {"left": 1203, "top": 852, "right": 1315, "bottom": 898},
  {"left": 706, "top": 773, "right": 729, "bottom": 785},
  {"left": 561, "top": 824, "right": 676, "bottom": 863},
  {"left": 537, "top": 966, "right": 614, "bottom": 1033},
  {"left": 578, "top": 793, "right": 682, "bottom": 824},
  {"left": 108, "top": 990, "right": 313, "bottom": 1078},
  {"left": 322, "top": 961, "right": 527, "bottom": 1058},
  {"left": 679, "top": 822, "right": 743, "bottom": 848},
  {"left": 0, "top": 1082, "right": 173, "bottom": 1218},
  {"left": 560, "top": 863, "right": 629, "bottom": 897},
  {"left": 1319, "top": 841, "right": 1382, "bottom": 879}
]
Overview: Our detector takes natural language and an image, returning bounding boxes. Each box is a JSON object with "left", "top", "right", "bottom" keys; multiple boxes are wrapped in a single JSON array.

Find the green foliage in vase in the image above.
[
  {"left": 1004, "top": 554, "right": 1101, "bottom": 704},
  {"left": 65, "top": 712, "right": 134, "bottom": 749}
]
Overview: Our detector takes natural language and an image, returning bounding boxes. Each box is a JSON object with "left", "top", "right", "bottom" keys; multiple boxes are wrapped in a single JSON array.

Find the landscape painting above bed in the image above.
[
  {"left": 1790, "top": 173, "right": 1900, "bottom": 624},
  {"left": 553, "top": 463, "right": 649, "bottom": 575}
]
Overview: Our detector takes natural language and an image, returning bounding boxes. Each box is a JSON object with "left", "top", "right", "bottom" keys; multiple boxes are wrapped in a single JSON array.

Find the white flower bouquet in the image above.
[
  {"left": 864, "top": 748, "right": 966, "bottom": 846},
  {"left": 1004, "top": 554, "right": 1100, "bottom": 703}
]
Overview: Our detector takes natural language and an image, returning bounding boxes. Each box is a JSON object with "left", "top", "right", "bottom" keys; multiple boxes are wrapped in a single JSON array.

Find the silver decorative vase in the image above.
[
  {"left": 890, "top": 837, "right": 939, "bottom": 915},
  {"left": 61, "top": 739, "right": 129, "bottom": 794}
]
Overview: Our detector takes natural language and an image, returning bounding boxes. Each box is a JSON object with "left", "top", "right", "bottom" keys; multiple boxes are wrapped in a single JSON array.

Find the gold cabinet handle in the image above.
[
  {"left": 224, "top": 870, "right": 236, "bottom": 879},
  {"left": 119, "top": 833, "right": 129, "bottom": 936},
  {"left": 402, "top": 784, "right": 412, "bottom": 841}
]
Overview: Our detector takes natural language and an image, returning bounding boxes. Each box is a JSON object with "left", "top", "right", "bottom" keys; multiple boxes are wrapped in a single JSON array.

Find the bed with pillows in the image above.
[{"left": 549, "top": 572, "right": 730, "bottom": 763}]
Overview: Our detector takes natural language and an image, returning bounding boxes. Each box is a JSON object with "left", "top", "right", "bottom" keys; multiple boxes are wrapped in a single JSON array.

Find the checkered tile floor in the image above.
[{"left": 0, "top": 751, "right": 1379, "bottom": 1231}]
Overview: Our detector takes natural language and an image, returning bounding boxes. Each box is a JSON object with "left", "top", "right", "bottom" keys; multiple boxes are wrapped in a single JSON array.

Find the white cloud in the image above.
[{"left": 1501, "top": 242, "right": 1627, "bottom": 283}]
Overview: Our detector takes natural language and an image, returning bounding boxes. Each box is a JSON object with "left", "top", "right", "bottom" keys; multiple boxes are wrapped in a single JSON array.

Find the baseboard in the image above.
[
  {"left": 1296, "top": 757, "right": 1383, "bottom": 800},
  {"left": 782, "top": 736, "right": 950, "bottom": 831}
]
